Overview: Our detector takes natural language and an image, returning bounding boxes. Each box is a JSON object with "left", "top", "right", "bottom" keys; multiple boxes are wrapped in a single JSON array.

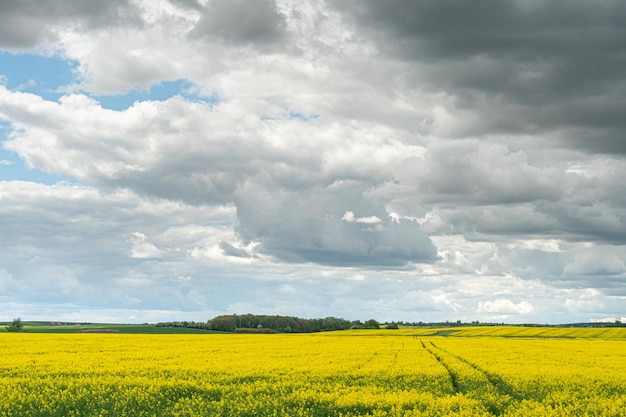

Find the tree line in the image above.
[{"left": 156, "top": 314, "right": 381, "bottom": 333}]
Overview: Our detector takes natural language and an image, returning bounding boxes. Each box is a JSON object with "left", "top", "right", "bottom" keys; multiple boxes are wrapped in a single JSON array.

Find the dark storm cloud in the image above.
[
  {"left": 189, "top": 0, "right": 287, "bottom": 47},
  {"left": 334, "top": 0, "right": 626, "bottom": 153},
  {"left": 219, "top": 242, "right": 254, "bottom": 258},
  {"left": 0, "top": 0, "right": 139, "bottom": 48},
  {"left": 234, "top": 180, "right": 439, "bottom": 267}
]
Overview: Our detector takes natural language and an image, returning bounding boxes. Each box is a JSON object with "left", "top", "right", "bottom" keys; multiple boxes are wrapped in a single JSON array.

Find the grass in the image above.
[
  {"left": 5, "top": 322, "right": 626, "bottom": 338},
  {"left": 1, "top": 321, "right": 223, "bottom": 334}
]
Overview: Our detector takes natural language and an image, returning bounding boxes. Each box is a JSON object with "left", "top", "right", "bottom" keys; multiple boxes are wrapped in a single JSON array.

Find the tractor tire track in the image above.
[
  {"left": 421, "top": 340, "right": 516, "bottom": 416},
  {"left": 430, "top": 342, "right": 521, "bottom": 402},
  {"left": 422, "top": 342, "right": 461, "bottom": 394}
]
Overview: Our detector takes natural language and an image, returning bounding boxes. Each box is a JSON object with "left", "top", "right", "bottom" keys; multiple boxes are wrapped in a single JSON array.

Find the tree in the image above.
[
  {"left": 6, "top": 318, "right": 24, "bottom": 332},
  {"left": 363, "top": 319, "right": 380, "bottom": 329}
]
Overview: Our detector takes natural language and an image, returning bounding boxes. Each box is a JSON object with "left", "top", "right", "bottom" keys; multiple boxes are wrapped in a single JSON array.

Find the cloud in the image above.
[
  {"left": 233, "top": 179, "right": 437, "bottom": 266},
  {"left": 189, "top": 0, "right": 287, "bottom": 48},
  {"left": 219, "top": 241, "right": 254, "bottom": 259},
  {"left": 332, "top": 0, "right": 626, "bottom": 153},
  {"left": 0, "top": 269, "right": 20, "bottom": 294},
  {"left": 128, "top": 232, "right": 163, "bottom": 259},
  {"left": 0, "top": 0, "right": 139, "bottom": 49},
  {"left": 507, "top": 239, "right": 563, "bottom": 253},
  {"left": 341, "top": 211, "right": 382, "bottom": 225},
  {"left": 1, "top": 0, "right": 625, "bottom": 323},
  {"left": 478, "top": 299, "right": 534, "bottom": 315},
  {"left": 563, "top": 245, "right": 626, "bottom": 277},
  {"left": 1, "top": 86, "right": 437, "bottom": 267}
]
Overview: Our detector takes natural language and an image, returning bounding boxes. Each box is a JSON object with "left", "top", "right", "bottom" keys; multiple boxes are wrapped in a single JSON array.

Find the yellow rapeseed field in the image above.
[{"left": 1, "top": 327, "right": 625, "bottom": 416}]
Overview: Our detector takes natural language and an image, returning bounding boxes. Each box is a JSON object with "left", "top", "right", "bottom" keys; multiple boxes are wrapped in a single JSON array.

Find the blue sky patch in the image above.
[
  {"left": 289, "top": 111, "right": 320, "bottom": 122},
  {"left": 0, "top": 52, "right": 212, "bottom": 110},
  {"left": 94, "top": 79, "right": 206, "bottom": 111},
  {"left": 0, "top": 52, "right": 79, "bottom": 101}
]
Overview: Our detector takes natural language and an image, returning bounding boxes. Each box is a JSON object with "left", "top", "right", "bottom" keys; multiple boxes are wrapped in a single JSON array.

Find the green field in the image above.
[
  {"left": 5, "top": 321, "right": 625, "bottom": 337},
  {"left": 1, "top": 321, "right": 222, "bottom": 334}
]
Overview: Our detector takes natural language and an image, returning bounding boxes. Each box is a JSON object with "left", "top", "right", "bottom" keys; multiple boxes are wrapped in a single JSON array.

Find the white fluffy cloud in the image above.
[{"left": 478, "top": 299, "right": 534, "bottom": 315}]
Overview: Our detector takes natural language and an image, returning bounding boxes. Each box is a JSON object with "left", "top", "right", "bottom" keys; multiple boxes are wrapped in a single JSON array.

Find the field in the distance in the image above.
[
  {"left": 1, "top": 326, "right": 625, "bottom": 416},
  {"left": 1, "top": 321, "right": 222, "bottom": 334}
]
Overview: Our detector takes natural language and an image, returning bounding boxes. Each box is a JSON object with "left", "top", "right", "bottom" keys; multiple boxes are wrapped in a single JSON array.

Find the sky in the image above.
[{"left": 1, "top": 0, "right": 625, "bottom": 325}]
